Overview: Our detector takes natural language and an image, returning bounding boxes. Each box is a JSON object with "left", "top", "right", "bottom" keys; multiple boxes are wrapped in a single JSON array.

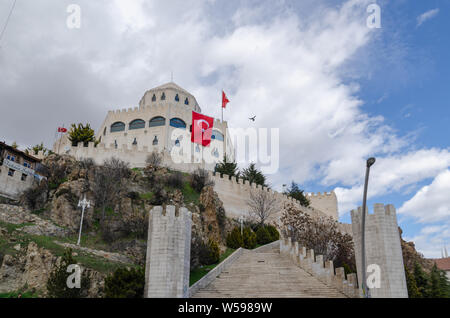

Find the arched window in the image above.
[
  {"left": 161, "top": 92, "right": 166, "bottom": 101},
  {"left": 175, "top": 94, "right": 180, "bottom": 102},
  {"left": 152, "top": 94, "right": 156, "bottom": 102},
  {"left": 129, "top": 119, "right": 145, "bottom": 130},
  {"left": 149, "top": 116, "right": 166, "bottom": 128},
  {"left": 212, "top": 130, "right": 224, "bottom": 141},
  {"left": 170, "top": 118, "right": 186, "bottom": 129},
  {"left": 184, "top": 98, "right": 189, "bottom": 105},
  {"left": 111, "top": 122, "right": 125, "bottom": 133}
]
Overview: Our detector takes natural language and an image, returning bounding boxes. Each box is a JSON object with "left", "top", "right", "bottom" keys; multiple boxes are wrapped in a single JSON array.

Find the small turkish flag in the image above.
[
  {"left": 222, "top": 91, "right": 230, "bottom": 109},
  {"left": 191, "top": 111, "right": 214, "bottom": 147},
  {"left": 58, "top": 127, "right": 67, "bottom": 133}
]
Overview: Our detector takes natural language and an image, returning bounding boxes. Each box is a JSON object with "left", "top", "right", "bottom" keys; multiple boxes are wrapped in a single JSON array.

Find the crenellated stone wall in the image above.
[
  {"left": 351, "top": 204, "right": 408, "bottom": 298},
  {"left": 280, "top": 237, "right": 361, "bottom": 298},
  {"left": 144, "top": 205, "right": 192, "bottom": 298}
]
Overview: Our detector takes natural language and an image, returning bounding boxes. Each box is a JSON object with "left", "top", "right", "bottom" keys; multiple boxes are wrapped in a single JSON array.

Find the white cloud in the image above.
[
  {"left": 417, "top": 8, "right": 439, "bottom": 27},
  {"left": 399, "top": 170, "right": 450, "bottom": 223},
  {"left": 1, "top": 0, "right": 449, "bottom": 257},
  {"left": 404, "top": 224, "right": 450, "bottom": 259},
  {"left": 336, "top": 149, "right": 450, "bottom": 214}
]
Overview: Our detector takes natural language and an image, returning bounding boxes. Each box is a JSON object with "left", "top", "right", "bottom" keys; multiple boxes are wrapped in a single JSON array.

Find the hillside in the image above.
[{"left": 0, "top": 154, "right": 233, "bottom": 297}]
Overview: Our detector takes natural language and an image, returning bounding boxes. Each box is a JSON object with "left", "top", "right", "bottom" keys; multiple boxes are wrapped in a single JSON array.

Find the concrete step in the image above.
[{"left": 191, "top": 247, "right": 346, "bottom": 298}]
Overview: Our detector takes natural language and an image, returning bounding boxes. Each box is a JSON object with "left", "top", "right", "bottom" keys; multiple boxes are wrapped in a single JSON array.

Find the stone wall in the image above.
[
  {"left": 144, "top": 206, "right": 192, "bottom": 298},
  {"left": 280, "top": 238, "right": 360, "bottom": 298},
  {"left": 351, "top": 204, "right": 408, "bottom": 298},
  {"left": 212, "top": 173, "right": 346, "bottom": 226},
  {"left": 307, "top": 192, "right": 338, "bottom": 220}
]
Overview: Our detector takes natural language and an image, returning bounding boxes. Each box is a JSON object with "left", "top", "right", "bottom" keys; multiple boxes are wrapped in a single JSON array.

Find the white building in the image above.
[{"left": 54, "top": 82, "right": 235, "bottom": 172}]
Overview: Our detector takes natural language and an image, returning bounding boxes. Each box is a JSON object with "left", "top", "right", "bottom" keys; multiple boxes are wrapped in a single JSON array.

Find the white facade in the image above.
[{"left": 54, "top": 82, "right": 235, "bottom": 171}]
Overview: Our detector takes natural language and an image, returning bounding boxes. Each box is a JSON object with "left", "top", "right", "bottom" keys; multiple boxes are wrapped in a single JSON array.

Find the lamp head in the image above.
[{"left": 367, "top": 157, "right": 376, "bottom": 168}]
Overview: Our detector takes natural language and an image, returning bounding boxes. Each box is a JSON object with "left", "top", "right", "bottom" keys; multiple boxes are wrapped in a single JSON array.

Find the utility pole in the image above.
[
  {"left": 77, "top": 195, "right": 91, "bottom": 246},
  {"left": 361, "top": 157, "right": 376, "bottom": 298}
]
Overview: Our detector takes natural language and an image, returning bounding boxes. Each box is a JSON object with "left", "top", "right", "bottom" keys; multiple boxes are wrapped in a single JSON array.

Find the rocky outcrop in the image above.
[
  {"left": 400, "top": 228, "right": 434, "bottom": 273},
  {"left": 0, "top": 242, "right": 105, "bottom": 297},
  {"left": 0, "top": 242, "right": 58, "bottom": 295},
  {"left": 0, "top": 204, "right": 69, "bottom": 237}
]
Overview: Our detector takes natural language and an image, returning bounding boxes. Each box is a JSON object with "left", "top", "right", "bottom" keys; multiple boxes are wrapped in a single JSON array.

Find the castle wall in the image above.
[
  {"left": 144, "top": 205, "right": 192, "bottom": 298},
  {"left": 307, "top": 192, "right": 338, "bottom": 220},
  {"left": 211, "top": 173, "right": 347, "bottom": 228},
  {"left": 351, "top": 204, "right": 408, "bottom": 298}
]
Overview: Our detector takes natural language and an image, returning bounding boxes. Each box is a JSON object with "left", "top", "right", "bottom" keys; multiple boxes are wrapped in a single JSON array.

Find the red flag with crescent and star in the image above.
[
  {"left": 191, "top": 111, "right": 214, "bottom": 147},
  {"left": 222, "top": 91, "right": 230, "bottom": 109}
]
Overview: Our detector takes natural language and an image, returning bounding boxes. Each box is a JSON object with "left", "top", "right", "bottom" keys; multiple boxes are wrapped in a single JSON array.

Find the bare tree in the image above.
[
  {"left": 247, "top": 190, "right": 278, "bottom": 226},
  {"left": 92, "top": 157, "right": 130, "bottom": 220},
  {"left": 146, "top": 151, "right": 162, "bottom": 168}
]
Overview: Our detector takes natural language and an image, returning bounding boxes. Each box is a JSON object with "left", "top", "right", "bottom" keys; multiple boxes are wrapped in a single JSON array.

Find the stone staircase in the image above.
[{"left": 191, "top": 247, "right": 347, "bottom": 298}]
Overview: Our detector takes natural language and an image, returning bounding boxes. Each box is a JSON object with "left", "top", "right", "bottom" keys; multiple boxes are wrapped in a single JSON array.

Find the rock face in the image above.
[
  {"left": 0, "top": 242, "right": 58, "bottom": 294},
  {"left": 0, "top": 204, "right": 69, "bottom": 237},
  {"left": 0, "top": 242, "right": 105, "bottom": 297},
  {"left": 199, "top": 186, "right": 227, "bottom": 244},
  {"left": 400, "top": 228, "right": 434, "bottom": 273}
]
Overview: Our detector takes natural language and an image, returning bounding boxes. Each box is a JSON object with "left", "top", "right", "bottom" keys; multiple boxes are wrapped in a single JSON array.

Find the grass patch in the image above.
[
  {"left": 0, "top": 220, "right": 34, "bottom": 234},
  {"left": 139, "top": 192, "right": 154, "bottom": 201},
  {"left": 189, "top": 248, "right": 235, "bottom": 286},
  {"left": 182, "top": 182, "right": 200, "bottom": 205},
  {"left": 0, "top": 290, "right": 38, "bottom": 298}
]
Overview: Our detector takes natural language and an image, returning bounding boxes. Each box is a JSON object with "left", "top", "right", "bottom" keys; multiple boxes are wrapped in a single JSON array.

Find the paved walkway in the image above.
[{"left": 191, "top": 247, "right": 346, "bottom": 298}]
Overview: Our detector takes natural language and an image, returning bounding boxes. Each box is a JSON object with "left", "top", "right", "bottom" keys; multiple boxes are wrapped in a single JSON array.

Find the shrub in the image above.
[
  {"left": 104, "top": 267, "right": 145, "bottom": 298},
  {"left": 256, "top": 226, "right": 272, "bottom": 245},
  {"left": 226, "top": 227, "right": 243, "bottom": 249},
  {"left": 266, "top": 225, "right": 280, "bottom": 241},
  {"left": 243, "top": 227, "right": 257, "bottom": 249},
  {"left": 166, "top": 171, "right": 184, "bottom": 189},
  {"left": 47, "top": 249, "right": 90, "bottom": 298},
  {"left": 199, "top": 240, "right": 220, "bottom": 265},
  {"left": 190, "top": 168, "right": 214, "bottom": 193}
]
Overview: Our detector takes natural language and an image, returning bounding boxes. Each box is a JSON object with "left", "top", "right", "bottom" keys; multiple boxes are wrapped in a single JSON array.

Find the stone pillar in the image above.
[
  {"left": 144, "top": 205, "right": 192, "bottom": 298},
  {"left": 351, "top": 204, "right": 408, "bottom": 298}
]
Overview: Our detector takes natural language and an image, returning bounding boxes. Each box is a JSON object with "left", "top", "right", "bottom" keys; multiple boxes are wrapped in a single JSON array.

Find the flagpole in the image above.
[{"left": 221, "top": 89, "right": 224, "bottom": 123}]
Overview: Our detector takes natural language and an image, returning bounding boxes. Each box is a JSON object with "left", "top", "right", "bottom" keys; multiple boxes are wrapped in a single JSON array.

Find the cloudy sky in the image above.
[{"left": 0, "top": 0, "right": 449, "bottom": 258}]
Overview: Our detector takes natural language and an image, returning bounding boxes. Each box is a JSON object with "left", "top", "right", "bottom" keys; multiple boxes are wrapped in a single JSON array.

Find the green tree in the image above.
[
  {"left": 69, "top": 123, "right": 96, "bottom": 146},
  {"left": 226, "top": 227, "right": 243, "bottom": 249},
  {"left": 284, "top": 182, "right": 310, "bottom": 207},
  {"left": 241, "top": 163, "right": 266, "bottom": 187},
  {"left": 104, "top": 267, "right": 145, "bottom": 298},
  {"left": 242, "top": 227, "right": 257, "bottom": 249},
  {"left": 215, "top": 155, "right": 239, "bottom": 178},
  {"left": 27, "top": 142, "right": 48, "bottom": 156},
  {"left": 405, "top": 266, "right": 421, "bottom": 298},
  {"left": 47, "top": 249, "right": 90, "bottom": 298},
  {"left": 256, "top": 226, "right": 272, "bottom": 245},
  {"left": 413, "top": 262, "right": 429, "bottom": 298}
]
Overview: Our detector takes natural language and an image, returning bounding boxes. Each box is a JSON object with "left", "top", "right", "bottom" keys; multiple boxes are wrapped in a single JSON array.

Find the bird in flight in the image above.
[{"left": 249, "top": 116, "right": 256, "bottom": 122}]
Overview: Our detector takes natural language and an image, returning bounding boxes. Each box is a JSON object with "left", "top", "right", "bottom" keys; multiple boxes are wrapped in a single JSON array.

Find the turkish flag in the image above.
[
  {"left": 58, "top": 127, "right": 67, "bottom": 133},
  {"left": 191, "top": 111, "right": 214, "bottom": 147},
  {"left": 222, "top": 91, "right": 230, "bottom": 109}
]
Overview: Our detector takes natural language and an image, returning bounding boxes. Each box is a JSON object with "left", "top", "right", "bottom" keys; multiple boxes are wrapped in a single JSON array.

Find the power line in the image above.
[{"left": 0, "top": 0, "right": 17, "bottom": 44}]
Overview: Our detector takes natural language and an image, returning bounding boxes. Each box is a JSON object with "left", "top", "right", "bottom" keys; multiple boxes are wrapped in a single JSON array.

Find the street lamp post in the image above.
[
  {"left": 361, "top": 157, "right": 376, "bottom": 298},
  {"left": 77, "top": 195, "right": 91, "bottom": 246},
  {"left": 239, "top": 215, "right": 244, "bottom": 235}
]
